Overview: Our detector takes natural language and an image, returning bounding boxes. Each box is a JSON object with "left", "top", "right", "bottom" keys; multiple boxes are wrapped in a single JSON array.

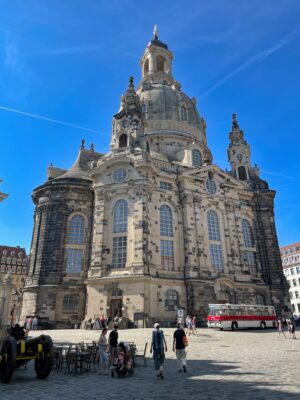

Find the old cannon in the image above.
[{"left": 0, "top": 327, "right": 54, "bottom": 383}]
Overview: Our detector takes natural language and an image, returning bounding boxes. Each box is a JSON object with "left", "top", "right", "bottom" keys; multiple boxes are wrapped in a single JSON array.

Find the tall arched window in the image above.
[
  {"left": 144, "top": 58, "right": 149, "bottom": 75},
  {"left": 238, "top": 166, "right": 247, "bottom": 180},
  {"left": 207, "top": 211, "right": 220, "bottom": 241},
  {"left": 192, "top": 149, "right": 203, "bottom": 167},
  {"left": 119, "top": 134, "right": 128, "bottom": 148},
  {"left": 207, "top": 210, "right": 223, "bottom": 271},
  {"left": 65, "top": 214, "right": 86, "bottom": 275},
  {"left": 156, "top": 55, "right": 165, "bottom": 72},
  {"left": 242, "top": 219, "right": 256, "bottom": 275},
  {"left": 112, "top": 199, "right": 128, "bottom": 268},
  {"left": 113, "top": 200, "right": 128, "bottom": 233},
  {"left": 160, "top": 205, "right": 173, "bottom": 237},
  {"left": 165, "top": 289, "right": 179, "bottom": 311},
  {"left": 180, "top": 106, "right": 188, "bottom": 122},
  {"left": 242, "top": 219, "right": 254, "bottom": 247},
  {"left": 67, "top": 214, "right": 85, "bottom": 244},
  {"left": 160, "top": 205, "right": 174, "bottom": 270}
]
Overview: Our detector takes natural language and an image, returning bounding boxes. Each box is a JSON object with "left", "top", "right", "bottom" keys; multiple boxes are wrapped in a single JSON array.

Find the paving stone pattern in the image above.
[{"left": 1, "top": 328, "right": 299, "bottom": 400}]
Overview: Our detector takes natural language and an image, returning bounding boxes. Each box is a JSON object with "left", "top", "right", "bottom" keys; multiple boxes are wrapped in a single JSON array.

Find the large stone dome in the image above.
[{"left": 137, "top": 82, "right": 207, "bottom": 144}]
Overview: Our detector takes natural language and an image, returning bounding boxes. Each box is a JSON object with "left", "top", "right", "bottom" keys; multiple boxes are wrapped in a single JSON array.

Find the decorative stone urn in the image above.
[{"left": 0, "top": 272, "right": 14, "bottom": 342}]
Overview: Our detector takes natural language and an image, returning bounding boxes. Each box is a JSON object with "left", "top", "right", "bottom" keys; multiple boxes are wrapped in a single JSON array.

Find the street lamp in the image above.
[{"left": 10, "top": 290, "right": 21, "bottom": 328}]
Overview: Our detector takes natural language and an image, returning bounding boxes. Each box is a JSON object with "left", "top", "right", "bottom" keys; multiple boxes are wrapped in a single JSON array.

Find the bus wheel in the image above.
[
  {"left": 260, "top": 321, "right": 266, "bottom": 330},
  {"left": 231, "top": 322, "right": 238, "bottom": 331}
]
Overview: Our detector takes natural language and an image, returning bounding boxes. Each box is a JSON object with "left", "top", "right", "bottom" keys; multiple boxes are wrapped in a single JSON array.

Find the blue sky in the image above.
[{"left": 0, "top": 0, "right": 300, "bottom": 252}]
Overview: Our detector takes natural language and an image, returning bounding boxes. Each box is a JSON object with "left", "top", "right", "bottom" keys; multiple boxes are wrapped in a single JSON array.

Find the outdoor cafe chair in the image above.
[{"left": 134, "top": 342, "right": 148, "bottom": 366}]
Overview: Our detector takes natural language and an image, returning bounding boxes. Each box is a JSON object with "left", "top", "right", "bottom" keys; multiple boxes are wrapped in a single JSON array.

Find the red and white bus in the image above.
[{"left": 207, "top": 304, "right": 277, "bottom": 330}]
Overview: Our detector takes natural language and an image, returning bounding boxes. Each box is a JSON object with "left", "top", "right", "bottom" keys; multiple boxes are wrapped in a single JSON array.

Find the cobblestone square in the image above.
[{"left": 1, "top": 328, "right": 299, "bottom": 400}]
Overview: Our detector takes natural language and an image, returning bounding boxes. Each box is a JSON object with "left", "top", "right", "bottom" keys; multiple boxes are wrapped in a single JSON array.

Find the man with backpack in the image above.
[
  {"left": 150, "top": 322, "right": 167, "bottom": 379},
  {"left": 173, "top": 323, "right": 187, "bottom": 373}
]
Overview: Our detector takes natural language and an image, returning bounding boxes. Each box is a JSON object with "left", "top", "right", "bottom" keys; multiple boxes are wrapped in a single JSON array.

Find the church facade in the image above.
[{"left": 21, "top": 32, "right": 290, "bottom": 328}]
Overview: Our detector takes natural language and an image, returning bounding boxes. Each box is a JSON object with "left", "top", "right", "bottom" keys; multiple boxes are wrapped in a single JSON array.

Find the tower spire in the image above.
[
  {"left": 227, "top": 113, "right": 259, "bottom": 180},
  {"left": 153, "top": 25, "right": 158, "bottom": 39}
]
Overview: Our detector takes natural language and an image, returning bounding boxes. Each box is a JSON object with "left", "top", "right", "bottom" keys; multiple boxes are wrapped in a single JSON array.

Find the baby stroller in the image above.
[{"left": 111, "top": 342, "right": 134, "bottom": 378}]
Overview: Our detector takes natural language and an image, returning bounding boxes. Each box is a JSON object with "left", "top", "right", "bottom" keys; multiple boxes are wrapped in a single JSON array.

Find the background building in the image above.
[
  {"left": 0, "top": 245, "right": 28, "bottom": 324},
  {"left": 21, "top": 31, "right": 290, "bottom": 328},
  {"left": 280, "top": 242, "right": 300, "bottom": 316}
]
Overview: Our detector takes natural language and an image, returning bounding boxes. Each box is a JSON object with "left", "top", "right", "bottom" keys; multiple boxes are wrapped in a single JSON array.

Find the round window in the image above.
[
  {"left": 205, "top": 178, "right": 217, "bottom": 195},
  {"left": 237, "top": 153, "right": 243, "bottom": 161},
  {"left": 113, "top": 168, "right": 127, "bottom": 183}
]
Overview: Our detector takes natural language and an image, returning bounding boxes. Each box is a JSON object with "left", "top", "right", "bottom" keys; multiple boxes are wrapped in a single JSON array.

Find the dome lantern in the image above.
[{"left": 140, "top": 26, "right": 173, "bottom": 83}]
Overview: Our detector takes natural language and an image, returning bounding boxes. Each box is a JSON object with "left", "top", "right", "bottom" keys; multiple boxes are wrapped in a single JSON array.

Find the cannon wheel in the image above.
[
  {"left": 0, "top": 337, "right": 17, "bottom": 384},
  {"left": 35, "top": 335, "right": 53, "bottom": 379}
]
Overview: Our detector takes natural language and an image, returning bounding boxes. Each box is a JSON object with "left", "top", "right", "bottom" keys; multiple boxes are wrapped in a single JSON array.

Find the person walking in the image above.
[
  {"left": 277, "top": 317, "right": 286, "bottom": 338},
  {"left": 192, "top": 316, "right": 197, "bottom": 335},
  {"left": 173, "top": 323, "right": 187, "bottom": 373},
  {"left": 109, "top": 324, "right": 118, "bottom": 368},
  {"left": 291, "top": 317, "right": 297, "bottom": 339},
  {"left": 98, "top": 328, "right": 109, "bottom": 375},
  {"left": 32, "top": 316, "right": 38, "bottom": 331},
  {"left": 150, "top": 322, "right": 167, "bottom": 379}
]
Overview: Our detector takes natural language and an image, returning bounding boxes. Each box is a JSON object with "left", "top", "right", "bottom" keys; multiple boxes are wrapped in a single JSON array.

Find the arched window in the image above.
[
  {"left": 165, "top": 289, "right": 179, "bottom": 311},
  {"left": 67, "top": 215, "right": 85, "bottom": 245},
  {"left": 144, "top": 58, "right": 149, "bottom": 75},
  {"left": 192, "top": 149, "right": 203, "bottom": 167},
  {"left": 119, "top": 133, "right": 128, "bottom": 148},
  {"left": 156, "top": 55, "right": 165, "bottom": 72},
  {"left": 207, "top": 210, "right": 223, "bottom": 271},
  {"left": 180, "top": 106, "right": 188, "bottom": 122},
  {"left": 160, "top": 205, "right": 173, "bottom": 237},
  {"left": 238, "top": 166, "right": 247, "bottom": 180},
  {"left": 63, "top": 294, "right": 79, "bottom": 312},
  {"left": 242, "top": 219, "right": 254, "bottom": 247},
  {"left": 207, "top": 211, "right": 220, "bottom": 241},
  {"left": 113, "top": 200, "right": 128, "bottom": 233},
  {"left": 112, "top": 200, "right": 128, "bottom": 269},
  {"left": 146, "top": 141, "right": 150, "bottom": 153}
]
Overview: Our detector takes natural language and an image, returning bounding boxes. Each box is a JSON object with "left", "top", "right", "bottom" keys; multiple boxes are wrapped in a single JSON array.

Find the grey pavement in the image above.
[{"left": 1, "top": 327, "right": 300, "bottom": 400}]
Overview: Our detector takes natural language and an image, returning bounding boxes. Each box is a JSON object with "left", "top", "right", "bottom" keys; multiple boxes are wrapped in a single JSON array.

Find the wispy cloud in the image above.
[
  {"left": 200, "top": 27, "right": 300, "bottom": 99},
  {"left": 38, "top": 45, "right": 105, "bottom": 56},
  {"left": 261, "top": 169, "right": 300, "bottom": 181},
  {"left": 0, "top": 33, "right": 36, "bottom": 100},
  {"left": 0, "top": 106, "right": 101, "bottom": 134}
]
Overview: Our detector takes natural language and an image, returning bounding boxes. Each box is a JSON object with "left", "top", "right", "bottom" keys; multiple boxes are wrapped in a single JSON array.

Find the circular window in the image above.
[
  {"left": 205, "top": 178, "right": 217, "bottom": 195},
  {"left": 113, "top": 168, "right": 127, "bottom": 183},
  {"left": 237, "top": 153, "right": 243, "bottom": 161}
]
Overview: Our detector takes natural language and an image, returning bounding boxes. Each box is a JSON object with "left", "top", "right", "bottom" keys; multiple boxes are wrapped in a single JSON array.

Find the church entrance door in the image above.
[{"left": 109, "top": 298, "right": 122, "bottom": 319}]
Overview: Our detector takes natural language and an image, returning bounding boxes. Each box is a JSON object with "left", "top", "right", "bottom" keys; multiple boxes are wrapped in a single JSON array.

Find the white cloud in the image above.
[{"left": 200, "top": 27, "right": 300, "bottom": 99}]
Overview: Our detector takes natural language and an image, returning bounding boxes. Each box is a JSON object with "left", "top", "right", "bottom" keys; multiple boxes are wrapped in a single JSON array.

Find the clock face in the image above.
[{"left": 237, "top": 153, "right": 243, "bottom": 161}]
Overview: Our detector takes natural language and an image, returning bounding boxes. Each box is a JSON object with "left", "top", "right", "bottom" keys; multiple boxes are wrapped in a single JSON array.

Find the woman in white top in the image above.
[{"left": 98, "top": 328, "right": 109, "bottom": 375}]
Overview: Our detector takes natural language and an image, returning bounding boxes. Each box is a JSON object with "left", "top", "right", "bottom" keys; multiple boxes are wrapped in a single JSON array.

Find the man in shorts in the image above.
[
  {"left": 108, "top": 324, "right": 118, "bottom": 368},
  {"left": 173, "top": 323, "right": 187, "bottom": 373}
]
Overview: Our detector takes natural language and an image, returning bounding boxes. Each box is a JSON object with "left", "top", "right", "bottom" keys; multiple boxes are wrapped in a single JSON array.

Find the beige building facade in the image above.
[
  {"left": 21, "top": 31, "right": 290, "bottom": 328},
  {"left": 280, "top": 242, "right": 300, "bottom": 316}
]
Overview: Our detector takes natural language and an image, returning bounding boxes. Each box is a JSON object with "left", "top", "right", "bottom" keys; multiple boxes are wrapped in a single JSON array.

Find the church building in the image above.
[{"left": 21, "top": 30, "right": 290, "bottom": 328}]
